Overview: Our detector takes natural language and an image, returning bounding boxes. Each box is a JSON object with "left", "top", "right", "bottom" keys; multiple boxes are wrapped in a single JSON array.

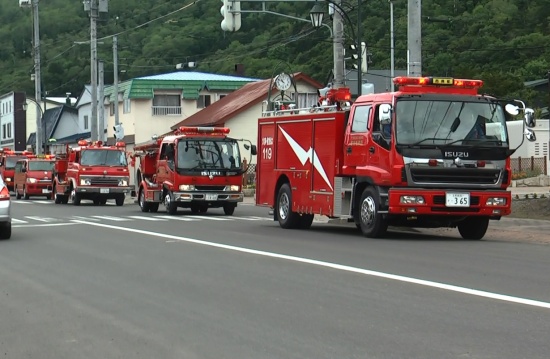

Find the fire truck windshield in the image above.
[
  {"left": 395, "top": 99, "right": 508, "bottom": 147},
  {"left": 29, "top": 161, "right": 55, "bottom": 171},
  {"left": 80, "top": 149, "right": 128, "bottom": 166},
  {"left": 4, "top": 156, "right": 26, "bottom": 169},
  {"left": 177, "top": 139, "right": 241, "bottom": 170}
]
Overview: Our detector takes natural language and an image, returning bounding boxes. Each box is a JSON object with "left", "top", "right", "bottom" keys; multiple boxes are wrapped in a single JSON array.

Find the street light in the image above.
[
  {"left": 309, "top": 2, "right": 325, "bottom": 28},
  {"left": 22, "top": 98, "right": 45, "bottom": 154}
]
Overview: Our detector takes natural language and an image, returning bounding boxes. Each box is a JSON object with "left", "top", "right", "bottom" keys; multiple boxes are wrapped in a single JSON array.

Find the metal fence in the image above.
[
  {"left": 243, "top": 163, "right": 256, "bottom": 186},
  {"left": 510, "top": 156, "right": 547, "bottom": 176}
]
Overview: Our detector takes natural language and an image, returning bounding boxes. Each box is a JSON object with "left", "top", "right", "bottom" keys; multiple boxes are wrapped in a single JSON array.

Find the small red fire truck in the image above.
[
  {"left": 51, "top": 140, "right": 132, "bottom": 205},
  {"left": 256, "top": 76, "right": 536, "bottom": 240},
  {"left": 13, "top": 155, "right": 55, "bottom": 199},
  {"left": 132, "top": 126, "right": 257, "bottom": 215},
  {"left": 0, "top": 148, "right": 34, "bottom": 192}
]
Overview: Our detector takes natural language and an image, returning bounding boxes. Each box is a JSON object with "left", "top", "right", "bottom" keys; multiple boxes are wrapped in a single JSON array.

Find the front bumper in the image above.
[
  {"left": 173, "top": 191, "right": 243, "bottom": 203},
  {"left": 75, "top": 186, "right": 132, "bottom": 194},
  {"left": 388, "top": 189, "right": 511, "bottom": 216},
  {"left": 24, "top": 183, "right": 53, "bottom": 195}
]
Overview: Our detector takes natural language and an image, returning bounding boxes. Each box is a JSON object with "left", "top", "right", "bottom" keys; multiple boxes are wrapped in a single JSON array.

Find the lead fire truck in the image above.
[
  {"left": 256, "top": 76, "right": 536, "bottom": 240},
  {"left": 132, "top": 126, "right": 257, "bottom": 215},
  {"left": 51, "top": 140, "right": 132, "bottom": 205},
  {"left": 0, "top": 148, "right": 34, "bottom": 192}
]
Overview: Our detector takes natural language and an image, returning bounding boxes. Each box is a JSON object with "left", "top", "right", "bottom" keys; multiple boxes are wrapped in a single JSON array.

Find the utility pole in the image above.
[
  {"left": 407, "top": 0, "right": 422, "bottom": 77},
  {"left": 32, "top": 0, "right": 43, "bottom": 155},
  {"left": 389, "top": 0, "right": 395, "bottom": 90},
  {"left": 113, "top": 35, "right": 120, "bottom": 128},
  {"left": 98, "top": 60, "right": 105, "bottom": 142},
  {"left": 356, "top": 0, "right": 362, "bottom": 96},
  {"left": 90, "top": 0, "right": 98, "bottom": 141},
  {"left": 332, "top": 0, "right": 345, "bottom": 89}
]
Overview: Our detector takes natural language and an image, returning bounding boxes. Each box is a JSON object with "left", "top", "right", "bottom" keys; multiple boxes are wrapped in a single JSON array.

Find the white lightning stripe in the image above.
[{"left": 279, "top": 127, "right": 333, "bottom": 190}]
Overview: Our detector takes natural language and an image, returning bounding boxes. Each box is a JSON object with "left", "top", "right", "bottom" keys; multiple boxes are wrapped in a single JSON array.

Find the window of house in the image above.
[
  {"left": 197, "top": 95, "right": 211, "bottom": 109},
  {"left": 7, "top": 123, "right": 11, "bottom": 138},
  {"left": 123, "top": 99, "right": 131, "bottom": 114},
  {"left": 2, "top": 124, "right": 5, "bottom": 139},
  {"left": 219, "top": 94, "right": 227, "bottom": 100},
  {"left": 110, "top": 102, "right": 115, "bottom": 116},
  {"left": 152, "top": 94, "right": 181, "bottom": 115},
  {"left": 84, "top": 115, "right": 89, "bottom": 130}
]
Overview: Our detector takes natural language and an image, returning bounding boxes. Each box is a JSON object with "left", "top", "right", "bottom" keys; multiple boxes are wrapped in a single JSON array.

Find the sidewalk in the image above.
[{"left": 508, "top": 186, "right": 550, "bottom": 198}]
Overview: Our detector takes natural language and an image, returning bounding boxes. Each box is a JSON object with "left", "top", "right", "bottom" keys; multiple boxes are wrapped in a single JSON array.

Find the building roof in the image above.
[
  {"left": 104, "top": 71, "right": 260, "bottom": 101},
  {"left": 54, "top": 131, "right": 91, "bottom": 144},
  {"left": 26, "top": 105, "right": 78, "bottom": 146},
  {"left": 171, "top": 72, "right": 324, "bottom": 129},
  {"left": 524, "top": 78, "right": 548, "bottom": 87}
]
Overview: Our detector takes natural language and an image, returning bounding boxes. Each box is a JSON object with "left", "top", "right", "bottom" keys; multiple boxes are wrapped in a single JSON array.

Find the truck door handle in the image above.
[{"left": 369, "top": 147, "right": 375, "bottom": 153}]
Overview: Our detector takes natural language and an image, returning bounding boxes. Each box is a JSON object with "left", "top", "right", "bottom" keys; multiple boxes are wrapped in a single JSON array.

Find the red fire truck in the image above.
[
  {"left": 51, "top": 140, "right": 132, "bottom": 205},
  {"left": 132, "top": 126, "right": 257, "bottom": 215},
  {"left": 14, "top": 155, "right": 55, "bottom": 199},
  {"left": 256, "top": 76, "right": 536, "bottom": 240},
  {"left": 0, "top": 148, "right": 34, "bottom": 192}
]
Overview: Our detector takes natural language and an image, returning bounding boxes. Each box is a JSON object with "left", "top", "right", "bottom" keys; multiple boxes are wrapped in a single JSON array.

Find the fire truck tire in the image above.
[
  {"left": 116, "top": 195, "right": 125, "bottom": 207},
  {"left": 61, "top": 196, "right": 69, "bottom": 204},
  {"left": 15, "top": 186, "right": 21, "bottom": 200},
  {"left": 93, "top": 199, "right": 100, "bottom": 205},
  {"left": 100, "top": 199, "right": 107, "bottom": 205},
  {"left": 71, "top": 190, "right": 81, "bottom": 206},
  {"left": 163, "top": 192, "right": 177, "bottom": 214},
  {"left": 199, "top": 205, "right": 208, "bottom": 213},
  {"left": 457, "top": 217, "right": 489, "bottom": 240},
  {"left": 276, "top": 183, "right": 300, "bottom": 229},
  {"left": 23, "top": 186, "right": 30, "bottom": 200},
  {"left": 223, "top": 204, "right": 236, "bottom": 216},
  {"left": 358, "top": 187, "right": 388, "bottom": 238},
  {"left": 139, "top": 188, "right": 151, "bottom": 212},
  {"left": 149, "top": 203, "right": 159, "bottom": 213},
  {"left": 298, "top": 214, "right": 314, "bottom": 229},
  {"left": 190, "top": 204, "right": 200, "bottom": 213}
]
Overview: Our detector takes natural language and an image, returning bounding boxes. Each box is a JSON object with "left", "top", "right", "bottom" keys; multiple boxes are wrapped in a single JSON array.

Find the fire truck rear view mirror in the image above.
[
  {"left": 379, "top": 104, "right": 392, "bottom": 125},
  {"left": 524, "top": 128, "right": 536, "bottom": 142},
  {"left": 505, "top": 103, "right": 520, "bottom": 116},
  {"left": 524, "top": 108, "right": 536, "bottom": 128}
]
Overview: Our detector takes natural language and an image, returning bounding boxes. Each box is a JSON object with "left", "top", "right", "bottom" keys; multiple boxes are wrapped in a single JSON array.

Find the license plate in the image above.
[
  {"left": 100, "top": 188, "right": 110, "bottom": 194},
  {"left": 205, "top": 194, "right": 217, "bottom": 201},
  {"left": 42, "top": 189, "right": 50, "bottom": 194},
  {"left": 445, "top": 193, "right": 470, "bottom": 207}
]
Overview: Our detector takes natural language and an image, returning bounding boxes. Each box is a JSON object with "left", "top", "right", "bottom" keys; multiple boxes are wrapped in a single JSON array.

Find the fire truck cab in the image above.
[
  {"left": 13, "top": 155, "right": 55, "bottom": 199},
  {"left": 133, "top": 126, "right": 256, "bottom": 215},
  {"left": 51, "top": 140, "right": 132, "bottom": 205},
  {"left": 256, "top": 76, "right": 536, "bottom": 240},
  {"left": 0, "top": 148, "right": 34, "bottom": 192}
]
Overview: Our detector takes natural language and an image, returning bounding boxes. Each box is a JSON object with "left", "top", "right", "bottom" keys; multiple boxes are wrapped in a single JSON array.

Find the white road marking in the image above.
[
  {"left": 127, "top": 215, "right": 167, "bottom": 221},
  {"left": 72, "top": 216, "right": 100, "bottom": 222},
  {"left": 25, "top": 216, "right": 55, "bottom": 222},
  {"left": 186, "top": 215, "right": 231, "bottom": 221},
  {"left": 153, "top": 215, "right": 200, "bottom": 221},
  {"left": 229, "top": 216, "right": 265, "bottom": 221},
  {"left": 92, "top": 215, "right": 132, "bottom": 221},
  {"left": 13, "top": 200, "right": 31, "bottom": 204},
  {"left": 33, "top": 200, "right": 52, "bottom": 204},
  {"left": 13, "top": 223, "right": 76, "bottom": 228},
  {"left": 71, "top": 219, "right": 550, "bottom": 310},
  {"left": 12, "top": 218, "right": 28, "bottom": 224}
]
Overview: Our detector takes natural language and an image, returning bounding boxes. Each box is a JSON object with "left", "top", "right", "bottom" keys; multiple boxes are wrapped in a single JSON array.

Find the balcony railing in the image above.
[{"left": 152, "top": 106, "right": 182, "bottom": 116}]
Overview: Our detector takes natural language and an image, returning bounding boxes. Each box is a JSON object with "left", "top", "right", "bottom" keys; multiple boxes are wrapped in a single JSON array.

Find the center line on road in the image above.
[{"left": 70, "top": 220, "right": 550, "bottom": 310}]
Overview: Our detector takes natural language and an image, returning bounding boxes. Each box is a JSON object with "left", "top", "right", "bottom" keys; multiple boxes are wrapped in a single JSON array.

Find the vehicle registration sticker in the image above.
[
  {"left": 445, "top": 193, "right": 470, "bottom": 207},
  {"left": 205, "top": 194, "right": 217, "bottom": 201},
  {"left": 100, "top": 188, "right": 110, "bottom": 194}
]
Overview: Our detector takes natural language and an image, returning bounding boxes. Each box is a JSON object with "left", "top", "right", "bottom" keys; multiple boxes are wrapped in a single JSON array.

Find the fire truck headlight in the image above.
[
  {"left": 486, "top": 197, "right": 507, "bottom": 206},
  {"left": 5, "top": 178, "right": 11, "bottom": 182},
  {"left": 80, "top": 178, "right": 91, "bottom": 186},
  {"left": 179, "top": 184, "right": 195, "bottom": 191},
  {"left": 118, "top": 178, "right": 129, "bottom": 186},
  {"left": 400, "top": 195, "right": 425, "bottom": 205},
  {"left": 226, "top": 185, "right": 240, "bottom": 191},
  {"left": 27, "top": 178, "right": 37, "bottom": 184}
]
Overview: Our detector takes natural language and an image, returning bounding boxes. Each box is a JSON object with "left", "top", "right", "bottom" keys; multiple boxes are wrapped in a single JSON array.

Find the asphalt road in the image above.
[{"left": 1, "top": 196, "right": 549, "bottom": 358}]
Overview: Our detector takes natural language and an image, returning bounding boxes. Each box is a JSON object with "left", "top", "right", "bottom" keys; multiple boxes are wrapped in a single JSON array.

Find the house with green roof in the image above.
[{"left": 102, "top": 71, "right": 259, "bottom": 146}]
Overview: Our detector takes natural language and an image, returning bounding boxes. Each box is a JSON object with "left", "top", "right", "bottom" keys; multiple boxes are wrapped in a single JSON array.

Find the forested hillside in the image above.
[{"left": 1, "top": 0, "right": 549, "bottom": 105}]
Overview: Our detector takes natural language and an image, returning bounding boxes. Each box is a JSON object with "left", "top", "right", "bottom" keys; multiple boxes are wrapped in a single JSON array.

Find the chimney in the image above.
[{"left": 234, "top": 64, "right": 244, "bottom": 76}]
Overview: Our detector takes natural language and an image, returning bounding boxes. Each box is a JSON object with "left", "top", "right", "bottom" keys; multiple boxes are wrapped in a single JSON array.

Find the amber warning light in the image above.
[
  {"left": 393, "top": 76, "right": 483, "bottom": 89},
  {"left": 177, "top": 126, "right": 230, "bottom": 135}
]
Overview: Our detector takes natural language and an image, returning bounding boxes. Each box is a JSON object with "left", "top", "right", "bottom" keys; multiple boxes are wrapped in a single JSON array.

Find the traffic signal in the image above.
[
  {"left": 350, "top": 42, "right": 368, "bottom": 73},
  {"left": 220, "top": 0, "right": 241, "bottom": 32}
]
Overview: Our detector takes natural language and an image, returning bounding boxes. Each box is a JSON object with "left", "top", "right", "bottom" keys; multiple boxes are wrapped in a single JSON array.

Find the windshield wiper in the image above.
[{"left": 406, "top": 137, "right": 450, "bottom": 147}]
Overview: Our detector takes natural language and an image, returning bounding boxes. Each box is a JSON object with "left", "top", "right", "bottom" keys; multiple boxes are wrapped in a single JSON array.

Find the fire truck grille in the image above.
[
  {"left": 409, "top": 168, "right": 500, "bottom": 185},
  {"left": 195, "top": 185, "right": 226, "bottom": 191},
  {"left": 90, "top": 177, "right": 120, "bottom": 186}
]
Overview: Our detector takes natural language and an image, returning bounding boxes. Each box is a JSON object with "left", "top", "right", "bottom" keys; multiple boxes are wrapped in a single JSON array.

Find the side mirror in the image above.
[
  {"left": 505, "top": 103, "right": 520, "bottom": 116},
  {"left": 524, "top": 128, "right": 536, "bottom": 142},
  {"left": 379, "top": 103, "right": 392, "bottom": 125},
  {"left": 250, "top": 145, "right": 257, "bottom": 156},
  {"left": 524, "top": 108, "right": 535, "bottom": 128}
]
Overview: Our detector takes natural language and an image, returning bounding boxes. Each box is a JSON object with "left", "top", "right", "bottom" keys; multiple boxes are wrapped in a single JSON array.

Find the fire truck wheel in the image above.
[
  {"left": 23, "top": 186, "right": 30, "bottom": 200},
  {"left": 223, "top": 204, "right": 236, "bottom": 216},
  {"left": 163, "top": 192, "right": 177, "bottom": 214},
  {"left": 190, "top": 204, "right": 200, "bottom": 213},
  {"left": 358, "top": 187, "right": 388, "bottom": 238},
  {"left": 457, "top": 217, "right": 489, "bottom": 240},
  {"left": 93, "top": 199, "right": 100, "bottom": 205},
  {"left": 139, "top": 188, "right": 151, "bottom": 212},
  {"left": 199, "top": 205, "right": 208, "bottom": 213},
  {"left": 100, "top": 199, "right": 107, "bottom": 205},
  {"left": 70, "top": 189, "right": 81, "bottom": 206},
  {"left": 149, "top": 203, "right": 159, "bottom": 213},
  {"left": 116, "top": 195, "right": 125, "bottom": 207},
  {"left": 276, "top": 183, "right": 300, "bottom": 229},
  {"left": 298, "top": 214, "right": 314, "bottom": 229},
  {"left": 15, "top": 186, "right": 21, "bottom": 200}
]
